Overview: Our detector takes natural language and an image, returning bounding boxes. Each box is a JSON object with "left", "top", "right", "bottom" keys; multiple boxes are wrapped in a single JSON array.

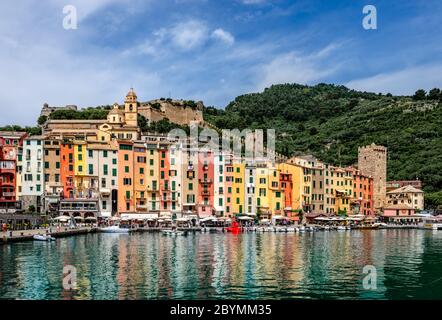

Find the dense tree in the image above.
[
  {"left": 428, "top": 88, "right": 441, "bottom": 100},
  {"left": 37, "top": 115, "right": 47, "bottom": 126},
  {"left": 413, "top": 89, "right": 427, "bottom": 100}
]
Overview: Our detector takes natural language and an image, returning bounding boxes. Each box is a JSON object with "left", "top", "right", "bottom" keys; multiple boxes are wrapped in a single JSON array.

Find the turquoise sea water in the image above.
[{"left": 1, "top": 229, "right": 441, "bottom": 300}]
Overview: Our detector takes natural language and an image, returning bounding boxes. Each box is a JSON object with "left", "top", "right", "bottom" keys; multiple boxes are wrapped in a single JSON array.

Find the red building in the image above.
[
  {"left": 60, "top": 142, "right": 75, "bottom": 198},
  {"left": 0, "top": 131, "right": 28, "bottom": 213}
]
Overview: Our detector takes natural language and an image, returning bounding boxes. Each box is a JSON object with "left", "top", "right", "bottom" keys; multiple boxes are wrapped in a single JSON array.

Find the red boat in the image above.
[{"left": 226, "top": 221, "right": 241, "bottom": 234}]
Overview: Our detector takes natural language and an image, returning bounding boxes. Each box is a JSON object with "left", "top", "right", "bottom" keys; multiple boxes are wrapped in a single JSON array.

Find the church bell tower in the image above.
[{"left": 124, "top": 88, "right": 138, "bottom": 127}]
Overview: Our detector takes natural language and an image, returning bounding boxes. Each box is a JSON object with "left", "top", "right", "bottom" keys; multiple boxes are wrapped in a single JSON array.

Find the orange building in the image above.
[
  {"left": 280, "top": 172, "right": 294, "bottom": 217},
  {"left": 352, "top": 168, "right": 374, "bottom": 216}
]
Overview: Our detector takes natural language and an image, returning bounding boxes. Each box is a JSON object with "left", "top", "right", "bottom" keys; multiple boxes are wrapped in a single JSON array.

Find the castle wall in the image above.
[{"left": 138, "top": 100, "right": 203, "bottom": 126}]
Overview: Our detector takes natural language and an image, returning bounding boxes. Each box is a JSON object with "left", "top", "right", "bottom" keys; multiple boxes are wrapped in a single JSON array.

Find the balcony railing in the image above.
[{"left": 199, "top": 178, "right": 213, "bottom": 184}]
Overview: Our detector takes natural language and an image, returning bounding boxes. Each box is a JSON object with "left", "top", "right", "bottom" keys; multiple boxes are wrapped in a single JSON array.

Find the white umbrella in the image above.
[
  {"left": 74, "top": 216, "right": 84, "bottom": 220},
  {"left": 53, "top": 216, "right": 69, "bottom": 222},
  {"left": 85, "top": 217, "right": 97, "bottom": 221}
]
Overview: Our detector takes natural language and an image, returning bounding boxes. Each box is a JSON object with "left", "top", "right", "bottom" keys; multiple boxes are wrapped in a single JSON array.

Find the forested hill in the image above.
[{"left": 204, "top": 83, "right": 442, "bottom": 207}]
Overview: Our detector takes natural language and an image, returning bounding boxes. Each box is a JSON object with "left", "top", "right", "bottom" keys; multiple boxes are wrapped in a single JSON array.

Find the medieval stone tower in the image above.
[
  {"left": 358, "top": 143, "right": 387, "bottom": 211},
  {"left": 124, "top": 88, "right": 138, "bottom": 127}
]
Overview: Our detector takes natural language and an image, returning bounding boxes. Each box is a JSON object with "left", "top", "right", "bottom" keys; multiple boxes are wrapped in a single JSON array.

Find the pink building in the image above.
[{"left": 197, "top": 150, "right": 214, "bottom": 217}]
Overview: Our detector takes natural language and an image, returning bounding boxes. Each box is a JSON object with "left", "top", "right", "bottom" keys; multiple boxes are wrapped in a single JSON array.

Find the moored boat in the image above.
[
  {"left": 99, "top": 225, "right": 131, "bottom": 233},
  {"left": 161, "top": 229, "right": 186, "bottom": 236},
  {"left": 33, "top": 234, "right": 56, "bottom": 241}
]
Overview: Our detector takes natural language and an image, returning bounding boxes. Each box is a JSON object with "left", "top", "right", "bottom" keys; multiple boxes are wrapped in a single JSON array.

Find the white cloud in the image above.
[
  {"left": 211, "top": 28, "right": 235, "bottom": 45},
  {"left": 346, "top": 65, "right": 442, "bottom": 95},
  {"left": 255, "top": 45, "right": 341, "bottom": 91},
  {"left": 169, "top": 20, "right": 209, "bottom": 50}
]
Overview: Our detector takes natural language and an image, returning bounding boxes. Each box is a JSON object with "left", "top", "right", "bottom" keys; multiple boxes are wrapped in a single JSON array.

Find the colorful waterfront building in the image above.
[
  {"left": 169, "top": 143, "right": 182, "bottom": 215},
  {"left": 118, "top": 140, "right": 134, "bottom": 213},
  {"left": 197, "top": 149, "right": 214, "bottom": 217},
  {"left": 0, "top": 131, "right": 27, "bottom": 214},
  {"left": 158, "top": 145, "right": 171, "bottom": 216},
  {"left": 351, "top": 168, "right": 374, "bottom": 216},
  {"left": 88, "top": 141, "right": 118, "bottom": 217},
  {"left": 43, "top": 136, "right": 63, "bottom": 214},
  {"left": 133, "top": 141, "right": 148, "bottom": 213},
  {"left": 232, "top": 160, "right": 245, "bottom": 215},
  {"left": 21, "top": 136, "right": 44, "bottom": 213},
  {"left": 181, "top": 144, "right": 199, "bottom": 215},
  {"left": 224, "top": 154, "right": 234, "bottom": 217},
  {"left": 213, "top": 152, "right": 226, "bottom": 216},
  {"left": 244, "top": 160, "right": 256, "bottom": 216},
  {"left": 255, "top": 162, "right": 283, "bottom": 218},
  {"left": 60, "top": 141, "right": 75, "bottom": 199}
]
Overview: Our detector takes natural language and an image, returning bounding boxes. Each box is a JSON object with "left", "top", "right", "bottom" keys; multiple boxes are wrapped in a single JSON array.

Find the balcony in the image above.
[
  {"left": 201, "top": 190, "right": 211, "bottom": 196},
  {"left": 199, "top": 178, "right": 213, "bottom": 184}
]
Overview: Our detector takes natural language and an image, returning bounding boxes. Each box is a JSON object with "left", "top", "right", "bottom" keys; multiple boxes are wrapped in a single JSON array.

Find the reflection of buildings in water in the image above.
[
  {"left": 227, "top": 235, "right": 246, "bottom": 289},
  {"left": 116, "top": 235, "right": 151, "bottom": 299},
  {"left": 195, "top": 235, "right": 216, "bottom": 299},
  {"left": 156, "top": 235, "right": 174, "bottom": 298},
  {"left": 211, "top": 234, "right": 229, "bottom": 295},
  {"left": 89, "top": 234, "right": 120, "bottom": 299}
]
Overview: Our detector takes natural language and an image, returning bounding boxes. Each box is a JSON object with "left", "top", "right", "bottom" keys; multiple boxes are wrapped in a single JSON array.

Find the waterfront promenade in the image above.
[{"left": 1, "top": 226, "right": 96, "bottom": 244}]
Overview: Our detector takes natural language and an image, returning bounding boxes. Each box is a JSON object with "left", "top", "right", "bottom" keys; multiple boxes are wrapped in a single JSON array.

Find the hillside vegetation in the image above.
[{"left": 204, "top": 83, "right": 442, "bottom": 208}]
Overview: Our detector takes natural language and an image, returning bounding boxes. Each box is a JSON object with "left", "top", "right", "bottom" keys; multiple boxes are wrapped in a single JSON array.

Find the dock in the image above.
[{"left": 1, "top": 227, "right": 97, "bottom": 244}]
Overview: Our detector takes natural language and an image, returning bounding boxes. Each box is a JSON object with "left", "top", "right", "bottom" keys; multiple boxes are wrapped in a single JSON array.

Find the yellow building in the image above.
[
  {"left": 232, "top": 161, "right": 245, "bottom": 214},
  {"left": 286, "top": 157, "right": 314, "bottom": 212},
  {"left": 255, "top": 162, "right": 283, "bottom": 218}
]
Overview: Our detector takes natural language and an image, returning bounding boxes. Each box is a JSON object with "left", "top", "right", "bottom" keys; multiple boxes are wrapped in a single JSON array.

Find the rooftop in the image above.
[{"left": 387, "top": 185, "right": 424, "bottom": 194}]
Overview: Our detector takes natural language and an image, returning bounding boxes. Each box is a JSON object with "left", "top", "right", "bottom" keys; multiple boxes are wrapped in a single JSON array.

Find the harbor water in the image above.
[{"left": 1, "top": 229, "right": 442, "bottom": 300}]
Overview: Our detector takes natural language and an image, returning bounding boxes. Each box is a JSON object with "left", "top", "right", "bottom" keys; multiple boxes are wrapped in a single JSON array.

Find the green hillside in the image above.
[{"left": 204, "top": 83, "right": 442, "bottom": 208}]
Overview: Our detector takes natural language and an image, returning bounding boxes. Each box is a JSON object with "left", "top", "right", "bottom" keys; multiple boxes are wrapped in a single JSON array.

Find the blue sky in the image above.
[{"left": 1, "top": 0, "right": 442, "bottom": 126}]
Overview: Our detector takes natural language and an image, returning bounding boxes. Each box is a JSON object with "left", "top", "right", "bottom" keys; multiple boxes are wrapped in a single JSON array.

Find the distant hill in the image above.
[{"left": 204, "top": 83, "right": 442, "bottom": 208}]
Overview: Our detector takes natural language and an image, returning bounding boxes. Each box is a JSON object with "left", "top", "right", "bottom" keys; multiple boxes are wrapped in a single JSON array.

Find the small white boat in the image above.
[
  {"left": 337, "top": 226, "right": 346, "bottom": 231},
  {"left": 161, "top": 230, "right": 186, "bottom": 236},
  {"left": 286, "top": 227, "right": 296, "bottom": 232},
  {"left": 323, "top": 226, "right": 330, "bottom": 231},
  {"left": 298, "top": 226, "right": 306, "bottom": 232},
  {"left": 277, "top": 227, "right": 287, "bottom": 232},
  {"left": 33, "top": 234, "right": 55, "bottom": 241},
  {"left": 265, "top": 227, "right": 274, "bottom": 232},
  {"left": 99, "top": 225, "right": 131, "bottom": 233}
]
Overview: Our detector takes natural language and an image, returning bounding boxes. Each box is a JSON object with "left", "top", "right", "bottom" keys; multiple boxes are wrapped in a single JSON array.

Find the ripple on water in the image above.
[{"left": 0, "top": 230, "right": 441, "bottom": 299}]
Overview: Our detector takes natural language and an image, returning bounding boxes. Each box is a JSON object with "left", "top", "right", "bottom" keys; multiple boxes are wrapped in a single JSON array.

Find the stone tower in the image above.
[
  {"left": 358, "top": 143, "right": 387, "bottom": 211},
  {"left": 124, "top": 88, "right": 138, "bottom": 127}
]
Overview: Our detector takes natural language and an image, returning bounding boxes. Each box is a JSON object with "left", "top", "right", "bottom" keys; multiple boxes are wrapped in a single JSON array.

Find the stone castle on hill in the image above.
[{"left": 40, "top": 90, "right": 204, "bottom": 130}]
